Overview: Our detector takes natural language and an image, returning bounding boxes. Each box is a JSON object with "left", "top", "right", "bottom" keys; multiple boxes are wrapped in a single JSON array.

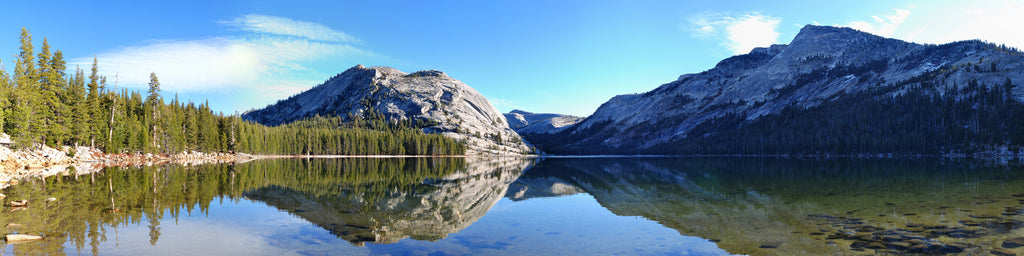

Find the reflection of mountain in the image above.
[
  {"left": 0, "top": 157, "right": 531, "bottom": 254},
  {"left": 505, "top": 176, "right": 584, "bottom": 201},
  {"left": 246, "top": 158, "right": 532, "bottom": 246},
  {"left": 507, "top": 158, "right": 1024, "bottom": 255},
  {"left": 506, "top": 158, "right": 822, "bottom": 255}
]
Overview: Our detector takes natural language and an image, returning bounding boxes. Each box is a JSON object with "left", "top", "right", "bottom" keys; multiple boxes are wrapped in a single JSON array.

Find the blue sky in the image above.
[{"left": 1, "top": 0, "right": 1021, "bottom": 116}]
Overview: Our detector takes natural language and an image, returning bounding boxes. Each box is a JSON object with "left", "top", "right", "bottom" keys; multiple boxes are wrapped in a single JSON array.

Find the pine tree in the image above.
[
  {"left": 183, "top": 102, "right": 197, "bottom": 148},
  {"left": 67, "top": 67, "right": 87, "bottom": 146},
  {"left": 38, "top": 41, "right": 68, "bottom": 146},
  {"left": 0, "top": 27, "right": 469, "bottom": 155},
  {"left": 10, "top": 28, "right": 37, "bottom": 147},
  {"left": 86, "top": 56, "right": 100, "bottom": 147},
  {"left": 0, "top": 60, "right": 9, "bottom": 133},
  {"left": 34, "top": 38, "right": 56, "bottom": 145},
  {"left": 146, "top": 72, "right": 162, "bottom": 151}
]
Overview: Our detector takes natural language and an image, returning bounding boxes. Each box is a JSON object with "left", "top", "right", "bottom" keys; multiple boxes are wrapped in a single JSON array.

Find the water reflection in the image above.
[
  {"left": 0, "top": 157, "right": 531, "bottom": 255},
  {"left": 245, "top": 158, "right": 529, "bottom": 246},
  {"left": 508, "top": 157, "right": 1024, "bottom": 255},
  {"left": 5, "top": 157, "right": 1024, "bottom": 255}
]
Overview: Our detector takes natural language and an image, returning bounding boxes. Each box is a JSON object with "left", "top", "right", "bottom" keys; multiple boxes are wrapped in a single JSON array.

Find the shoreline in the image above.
[
  {"left": 0, "top": 144, "right": 260, "bottom": 189},
  {"left": 0, "top": 144, "right": 539, "bottom": 189},
  {"left": 12, "top": 144, "right": 1020, "bottom": 190}
]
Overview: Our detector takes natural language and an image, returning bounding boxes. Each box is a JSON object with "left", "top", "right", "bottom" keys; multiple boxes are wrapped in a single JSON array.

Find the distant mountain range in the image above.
[
  {"left": 503, "top": 109, "right": 583, "bottom": 135},
  {"left": 523, "top": 25, "right": 1024, "bottom": 155},
  {"left": 241, "top": 25, "right": 1024, "bottom": 156}
]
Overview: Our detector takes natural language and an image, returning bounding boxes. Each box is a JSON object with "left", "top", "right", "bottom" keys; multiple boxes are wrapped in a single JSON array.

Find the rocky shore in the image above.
[{"left": 0, "top": 143, "right": 256, "bottom": 190}]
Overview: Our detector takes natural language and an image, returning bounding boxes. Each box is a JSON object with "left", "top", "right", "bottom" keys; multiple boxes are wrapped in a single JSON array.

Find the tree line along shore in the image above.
[{"left": 0, "top": 28, "right": 466, "bottom": 166}]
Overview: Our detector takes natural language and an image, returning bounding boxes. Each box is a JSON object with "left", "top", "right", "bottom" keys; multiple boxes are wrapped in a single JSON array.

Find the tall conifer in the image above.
[
  {"left": 10, "top": 28, "right": 37, "bottom": 147},
  {"left": 86, "top": 56, "right": 100, "bottom": 146}
]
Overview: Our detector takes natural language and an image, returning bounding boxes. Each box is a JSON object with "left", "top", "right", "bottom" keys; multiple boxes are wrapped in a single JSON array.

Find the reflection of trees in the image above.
[
  {"left": 0, "top": 157, "right": 471, "bottom": 255},
  {"left": 509, "top": 158, "right": 1024, "bottom": 255},
  {"left": 245, "top": 157, "right": 530, "bottom": 246}
]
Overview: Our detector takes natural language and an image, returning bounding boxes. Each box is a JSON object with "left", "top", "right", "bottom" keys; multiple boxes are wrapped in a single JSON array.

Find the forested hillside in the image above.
[
  {"left": 529, "top": 25, "right": 1024, "bottom": 155},
  {"left": 653, "top": 77, "right": 1024, "bottom": 155},
  {"left": 0, "top": 28, "right": 464, "bottom": 156}
]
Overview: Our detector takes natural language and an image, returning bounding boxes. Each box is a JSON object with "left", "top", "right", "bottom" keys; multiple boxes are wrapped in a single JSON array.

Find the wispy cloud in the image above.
[
  {"left": 846, "top": 8, "right": 911, "bottom": 37},
  {"left": 84, "top": 38, "right": 264, "bottom": 92},
  {"left": 688, "top": 12, "right": 781, "bottom": 55},
  {"left": 71, "top": 14, "right": 376, "bottom": 110},
  {"left": 489, "top": 98, "right": 525, "bottom": 112},
  {"left": 221, "top": 14, "right": 359, "bottom": 43}
]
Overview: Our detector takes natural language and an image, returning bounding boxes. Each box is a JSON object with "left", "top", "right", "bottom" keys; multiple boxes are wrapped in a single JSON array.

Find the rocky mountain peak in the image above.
[
  {"left": 341, "top": 64, "right": 399, "bottom": 78},
  {"left": 790, "top": 25, "right": 876, "bottom": 44},
  {"left": 509, "top": 109, "right": 531, "bottom": 115},
  {"left": 784, "top": 25, "right": 913, "bottom": 64},
  {"left": 408, "top": 70, "right": 447, "bottom": 77},
  {"left": 503, "top": 110, "right": 583, "bottom": 135},
  {"left": 536, "top": 25, "right": 1024, "bottom": 154},
  {"left": 242, "top": 65, "right": 530, "bottom": 155},
  {"left": 748, "top": 44, "right": 787, "bottom": 56}
]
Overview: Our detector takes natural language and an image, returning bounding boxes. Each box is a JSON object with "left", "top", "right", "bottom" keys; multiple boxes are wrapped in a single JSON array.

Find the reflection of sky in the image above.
[
  {"left": 40, "top": 200, "right": 373, "bottom": 256},
  {"left": 6, "top": 194, "right": 729, "bottom": 255},
  {"left": 368, "top": 195, "right": 731, "bottom": 256}
]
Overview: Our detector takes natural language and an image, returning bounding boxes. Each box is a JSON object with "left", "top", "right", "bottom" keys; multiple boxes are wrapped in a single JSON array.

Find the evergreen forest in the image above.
[
  {"left": 527, "top": 64, "right": 1024, "bottom": 156},
  {"left": 0, "top": 158, "right": 465, "bottom": 254},
  {"left": 0, "top": 28, "right": 465, "bottom": 155}
]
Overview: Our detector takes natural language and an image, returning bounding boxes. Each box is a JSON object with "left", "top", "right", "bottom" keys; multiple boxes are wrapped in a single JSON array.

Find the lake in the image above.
[{"left": 2, "top": 157, "right": 1024, "bottom": 255}]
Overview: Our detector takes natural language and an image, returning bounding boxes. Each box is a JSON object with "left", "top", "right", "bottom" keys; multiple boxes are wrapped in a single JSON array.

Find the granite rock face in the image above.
[
  {"left": 556, "top": 25, "right": 1024, "bottom": 152},
  {"left": 242, "top": 65, "right": 530, "bottom": 155},
  {"left": 503, "top": 109, "right": 583, "bottom": 135}
]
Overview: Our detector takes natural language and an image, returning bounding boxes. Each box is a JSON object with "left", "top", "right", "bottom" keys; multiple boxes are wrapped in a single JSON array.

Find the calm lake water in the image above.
[{"left": 3, "top": 157, "right": 1024, "bottom": 255}]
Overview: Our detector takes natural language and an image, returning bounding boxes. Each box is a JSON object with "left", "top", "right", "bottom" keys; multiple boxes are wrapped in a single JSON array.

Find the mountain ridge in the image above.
[
  {"left": 530, "top": 24, "right": 1024, "bottom": 155},
  {"left": 242, "top": 65, "right": 531, "bottom": 155},
  {"left": 503, "top": 109, "right": 583, "bottom": 135}
]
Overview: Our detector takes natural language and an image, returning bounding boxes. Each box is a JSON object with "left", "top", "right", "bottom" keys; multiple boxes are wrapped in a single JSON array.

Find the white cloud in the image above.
[
  {"left": 894, "top": 1, "right": 1024, "bottom": 49},
  {"left": 688, "top": 12, "right": 782, "bottom": 55},
  {"left": 839, "top": 1, "right": 1024, "bottom": 51},
  {"left": 221, "top": 14, "right": 358, "bottom": 43},
  {"left": 80, "top": 38, "right": 264, "bottom": 92},
  {"left": 725, "top": 14, "right": 781, "bottom": 55},
  {"left": 846, "top": 8, "right": 910, "bottom": 37},
  {"left": 70, "top": 14, "right": 373, "bottom": 99}
]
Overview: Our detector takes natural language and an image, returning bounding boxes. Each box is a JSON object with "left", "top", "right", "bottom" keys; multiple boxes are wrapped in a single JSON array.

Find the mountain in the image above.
[
  {"left": 533, "top": 25, "right": 1024, "bottom": 155},
  {"left": 242, "top": 65, "right": 530, "bottom": 155},
  {"left": 503, "top": 109, "right": 583, "bottom": 135}
]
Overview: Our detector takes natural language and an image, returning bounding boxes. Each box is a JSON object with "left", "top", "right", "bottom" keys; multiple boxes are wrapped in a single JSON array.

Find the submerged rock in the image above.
[
  {"left": 865, "top": 241, "right": 886, "bottom": 249},
  {"left": 5, "top": 234, "right": 42, "bottom": 242},
  {"left": 759, "top": 241, "right": 783, "bottom": 249},
  {"left": 9, "top": 200, "right": 27, "bottom": 207},
  {"left": 1004, "top": 237, "right": 1024, "bottom": 248},
  {"left": 993, "top": 248, "right": 1018, "bottom": 256}
]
